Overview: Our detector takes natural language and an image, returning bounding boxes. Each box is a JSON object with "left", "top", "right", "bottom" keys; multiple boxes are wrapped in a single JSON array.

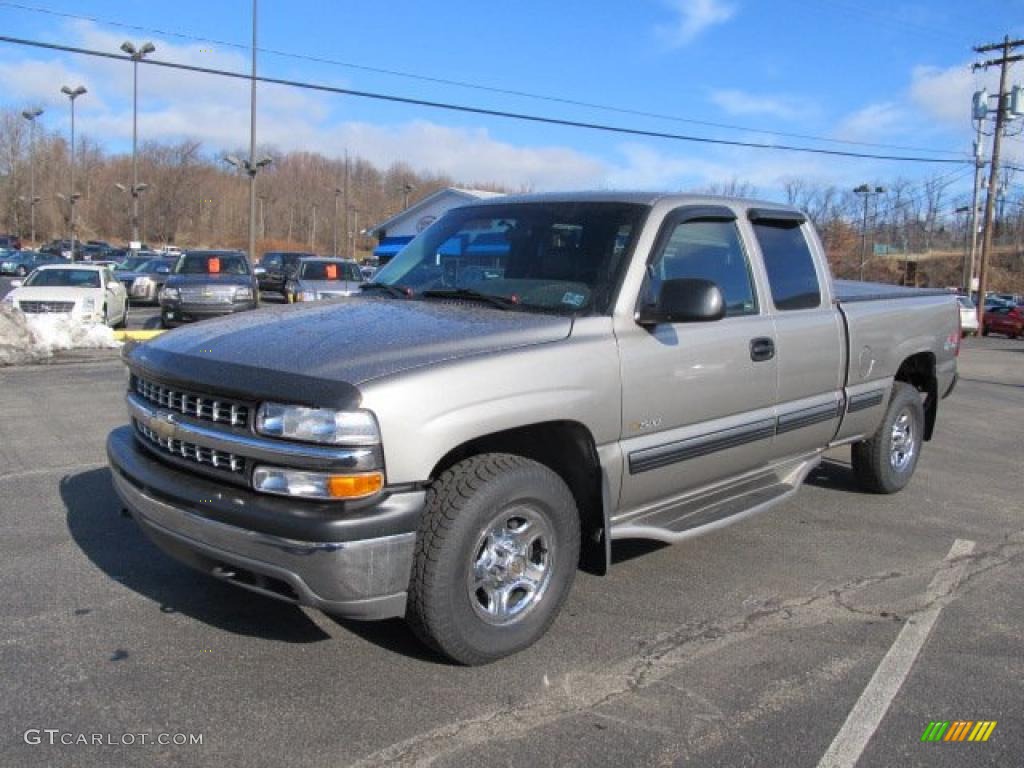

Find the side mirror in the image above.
[
  {"left": 636, "top": 278, "right": 725, "bottom": 326},
  {"left": 10, "top": 279, "right": 23, "bottom": 288}
]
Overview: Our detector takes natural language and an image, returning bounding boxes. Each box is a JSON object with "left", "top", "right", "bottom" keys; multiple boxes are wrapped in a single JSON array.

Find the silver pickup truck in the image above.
[{"left": 107, "top": 192, "right": 960, "bottom": 665}]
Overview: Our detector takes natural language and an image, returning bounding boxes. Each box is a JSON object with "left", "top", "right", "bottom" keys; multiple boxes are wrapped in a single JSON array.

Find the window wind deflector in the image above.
[
  {"left": 747, "top": 208, "right": 806, "bottom": 225},
  {"left": 673, "top": 205, "right": 737, "bottom": 224}
]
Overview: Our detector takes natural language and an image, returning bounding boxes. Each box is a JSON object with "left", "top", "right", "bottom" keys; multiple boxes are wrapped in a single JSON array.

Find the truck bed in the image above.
[{"left": 833, "top": 280, "right": 952, "bottom": 303}]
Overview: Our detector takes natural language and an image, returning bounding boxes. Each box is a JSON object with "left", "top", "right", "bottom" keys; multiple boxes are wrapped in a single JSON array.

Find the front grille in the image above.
[
  {"left": 136, "top": 419, "right": 246, "bottom": 474},
  {"left": 180, "top": 285, "right": 237, "bottom": 304},
  {"left": 19, "top": 300, "right": 75, "bottom": 314},
  {"left": 132, "top": 375, "right": 250, "bottom": 427}
]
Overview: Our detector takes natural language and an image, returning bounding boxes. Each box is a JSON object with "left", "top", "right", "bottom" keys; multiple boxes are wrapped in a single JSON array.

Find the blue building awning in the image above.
[{"left": 373, "top": 236, "right": 414, "bottom": 261}]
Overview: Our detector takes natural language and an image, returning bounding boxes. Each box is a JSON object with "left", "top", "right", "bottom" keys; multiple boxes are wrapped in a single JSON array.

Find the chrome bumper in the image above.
[{"left": 112, "top": 469, "right": 416, "bottom": 620}]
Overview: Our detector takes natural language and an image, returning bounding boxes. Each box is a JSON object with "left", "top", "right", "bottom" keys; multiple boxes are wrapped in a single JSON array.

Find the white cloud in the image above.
[
  {"left": 709, "top": 88, "right": 812, "bottom": 121},
  {"left": 656, "top": 0, "right": 737, "bottom": 47},
  {"left": 834, "top": 102, "right": 907, "bottom": 141},
  {"left": 909, "top": 63, "right": 999, "bottom": 126}
]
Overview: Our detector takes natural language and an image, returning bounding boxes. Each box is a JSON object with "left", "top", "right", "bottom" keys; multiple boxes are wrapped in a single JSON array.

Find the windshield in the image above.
[
  {"left": 116, "top": 256, "right": 150, "bottom": 271},
  {"left": 176, "top": 253, "right": 250, "bottom": 275},
  {"left": 301, "top": 261, "right": 362, "bottom": 281},
  {"left": 137, "top": 259, "right": 174, "bottom": 273},
  {"left": 373, "top": 202, "right": 647, "bottom": 314},
  {"left": 24, "top": 269, "right": 101, "bottom": 288}
]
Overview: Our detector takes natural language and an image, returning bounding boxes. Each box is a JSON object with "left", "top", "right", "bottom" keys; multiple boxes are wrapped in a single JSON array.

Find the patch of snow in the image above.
[{"left": 0, "top": 305, "right": 120, "bottom": 366}]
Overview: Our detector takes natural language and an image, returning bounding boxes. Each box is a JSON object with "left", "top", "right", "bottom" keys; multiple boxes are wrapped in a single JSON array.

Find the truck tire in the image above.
[
  {"left": 406, "top": 453, "right": 580, "bottom": 665},
  {"left": 851, "top": 382, "right": 924, "bottom": 494}
]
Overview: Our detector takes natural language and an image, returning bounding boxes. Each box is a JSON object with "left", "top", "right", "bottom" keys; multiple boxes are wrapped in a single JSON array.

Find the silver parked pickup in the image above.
[{"left": 107, "top": 192, "right": 960, "bottom": 665}]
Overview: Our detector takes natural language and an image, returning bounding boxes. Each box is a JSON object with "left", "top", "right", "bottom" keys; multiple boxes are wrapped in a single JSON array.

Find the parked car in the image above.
[
  {"left": 957, "top": 295, "right": 979, "bottom": 336},
  {"left": 108, "top": 192, "right": 959, "bottom": 665},
  {"left": 115, "top": 251, "right": 159, "bottom": 274},
  {"left": 39, "top": 239, "right": 79, "bottom": 259},
  {"left": 982, "top": 304, "right": 1024, "bottom": 338},
  {"left": 283, "top": 257, "right": 365, "bottom": 303},
  {"left": 0, "top": 251, "right": 66, "bottom": 276},
  {"left": 120, "top": 258, "right": 177, "bottom": 304},
  {"left": 3, "top": 263, "right": 128, "bottom": 326},
  {"left": 159, "top": 250, "right": 258, "bottom": 328},
  {"left": 79, "top": 243, "right": 111, "bottom": 262},
  {"left": 256, "top": 251, "right": 315, "bottom": 295},
  {"left": 0, "top": 234, "right": 22, "bottom": 251}
]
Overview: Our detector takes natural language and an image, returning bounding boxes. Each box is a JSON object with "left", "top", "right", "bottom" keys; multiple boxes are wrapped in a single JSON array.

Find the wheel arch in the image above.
[
  {"left": 428, "top": 420, "right": 611, "bottom": 575},
  {"left": 894, "top": 351, "right": 937, "bottom": 441}
]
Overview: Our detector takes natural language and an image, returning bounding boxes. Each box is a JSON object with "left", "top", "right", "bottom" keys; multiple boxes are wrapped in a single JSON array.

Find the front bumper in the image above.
[
  {"left": 107, "top": 425, "right": 423, "bottom": 620},
  {"left": 160, "top": 300, "right": 257, "bottom": 325}
]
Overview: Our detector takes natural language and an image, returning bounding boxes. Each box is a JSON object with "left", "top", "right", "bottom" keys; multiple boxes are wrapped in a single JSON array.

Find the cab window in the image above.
[{"left": 646, "top": 219, "right": 758, "bottom": 317}]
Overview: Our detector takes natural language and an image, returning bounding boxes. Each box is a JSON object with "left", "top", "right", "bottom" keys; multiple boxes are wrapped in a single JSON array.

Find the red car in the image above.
[{"left": 982, "top": 305, "right": 1024, "bottom": 338}]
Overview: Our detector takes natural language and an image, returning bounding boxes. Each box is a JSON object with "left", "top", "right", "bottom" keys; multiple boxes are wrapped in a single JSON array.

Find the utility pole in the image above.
[
  {"left": 310, "top": 203, "right": 318, "bottom": 250},
  {"left": 21, "top": 108, "right": 43, "bottom": 246},
  {"left": 854, "top": 184, "right": 884, "bottom": 280},
  {"left": 973, "top": 35, "right": 1024, "bottom": 329},
  {"left": 342, "top": 151, "right": 350, "bottom": 255},
  {"left": 332, "top": 186, "right": 341, "bottom": 256},
  {"left": 964, "top": 118, "right": 985, "bottom": 294}
]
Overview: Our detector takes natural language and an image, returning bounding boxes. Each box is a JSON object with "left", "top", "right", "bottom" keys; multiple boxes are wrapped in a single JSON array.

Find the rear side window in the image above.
[{"left": 752, "top": 221, "right": 821, "bottom": 311}]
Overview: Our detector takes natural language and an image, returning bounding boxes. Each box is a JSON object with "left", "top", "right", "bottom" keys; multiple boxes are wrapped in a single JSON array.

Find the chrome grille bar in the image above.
[{"left": 133, "top": 375, "right": 249, "bottom": 427}]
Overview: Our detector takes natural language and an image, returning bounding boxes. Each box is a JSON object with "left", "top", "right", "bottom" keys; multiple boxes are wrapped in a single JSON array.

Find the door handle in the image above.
[{"left": 750, "top": 337, "right": 775, "bottom": 362}]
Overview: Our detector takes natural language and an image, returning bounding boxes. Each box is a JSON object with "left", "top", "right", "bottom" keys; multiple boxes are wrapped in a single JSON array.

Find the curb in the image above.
[{"left": 112, "top": 329, "right": 165, "bottom": 341}]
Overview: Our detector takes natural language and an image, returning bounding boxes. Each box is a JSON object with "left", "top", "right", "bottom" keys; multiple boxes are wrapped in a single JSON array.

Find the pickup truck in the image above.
[{"left": 107, "top": 192, "right": 960, "bottom": 665}]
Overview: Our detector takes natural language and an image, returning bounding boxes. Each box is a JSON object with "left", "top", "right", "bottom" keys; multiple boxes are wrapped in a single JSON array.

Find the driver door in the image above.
[{"left": 615, "top": 207, "right": 778, "bottom": 518}]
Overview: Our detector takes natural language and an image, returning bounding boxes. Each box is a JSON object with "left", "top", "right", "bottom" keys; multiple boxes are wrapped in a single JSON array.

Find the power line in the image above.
[
  {"left": 0, "top": 0, "right": 965, "bottom": 157},
  {"left": 0, "top": 33, "right": 970, "bottom": 166}
]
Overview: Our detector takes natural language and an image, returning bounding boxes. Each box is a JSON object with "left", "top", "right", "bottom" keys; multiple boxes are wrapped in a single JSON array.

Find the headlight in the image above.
[
  {"left": 234, "top": 286, "right": 253, "bottom": 301},
  {"left": 256, "top": 403, "right": 380, "bottom": 445},
  {"left": 252, "top": 466, "right": 384, "bottom": 500},
  {"left": 297, "top": 290, "right": 317, "bottom": 302},
  {"left": 160, "top": 286, "right": 180, "bottom": 301}
]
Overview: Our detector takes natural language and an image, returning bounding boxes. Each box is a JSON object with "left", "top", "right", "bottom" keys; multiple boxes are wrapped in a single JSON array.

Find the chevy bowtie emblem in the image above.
[{"left": 149, "top": 410, "right": 176, "bottom": 440}]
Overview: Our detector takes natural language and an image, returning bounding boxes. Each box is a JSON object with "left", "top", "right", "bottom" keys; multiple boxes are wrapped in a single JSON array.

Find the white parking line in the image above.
[{"left": 817, "top": 538, "right": 976, "bottom": 768}]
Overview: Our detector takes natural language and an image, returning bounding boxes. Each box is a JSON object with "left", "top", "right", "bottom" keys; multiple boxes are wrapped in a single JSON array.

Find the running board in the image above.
[{"left": 610, "top": 454, "right": 822, "bottom": 544}]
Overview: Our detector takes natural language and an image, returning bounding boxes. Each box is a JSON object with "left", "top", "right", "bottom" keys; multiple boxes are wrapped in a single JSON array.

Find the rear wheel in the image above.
[
  {"left": 406, "top": 453, "right": 580, "bottom": 666},
  {"left": 114, "top": 303, "right": 128, "bottom": 329},
  {"left": 851, "top": 382, "right": 925, "bottom": 494}
]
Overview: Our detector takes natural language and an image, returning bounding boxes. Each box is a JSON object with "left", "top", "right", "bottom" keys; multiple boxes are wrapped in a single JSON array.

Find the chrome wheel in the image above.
[
  {"left": 467, "top": 505, "right": 555, "bottom": 626},
  {"left": 889, "top": 408, "right": 915, "bottom": 471}
]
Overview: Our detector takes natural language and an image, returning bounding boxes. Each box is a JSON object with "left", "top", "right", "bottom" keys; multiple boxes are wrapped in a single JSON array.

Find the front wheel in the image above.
[
  {"left": 851, "top": 382, "right": 925, "bottom": 494},
  {"left": 406, "top": 454, "right": 580, "bottom": 665}
]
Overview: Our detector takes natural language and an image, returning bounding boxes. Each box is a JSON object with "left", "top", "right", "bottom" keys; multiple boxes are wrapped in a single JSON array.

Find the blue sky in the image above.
[{"left": 0, "top": 0, "right": 1022, "bottom": 198}]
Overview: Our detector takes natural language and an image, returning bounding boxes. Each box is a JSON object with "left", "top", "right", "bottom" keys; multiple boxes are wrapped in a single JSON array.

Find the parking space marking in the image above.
[{"left": 817, "top": 538, "right": 976, "bottom": 768}]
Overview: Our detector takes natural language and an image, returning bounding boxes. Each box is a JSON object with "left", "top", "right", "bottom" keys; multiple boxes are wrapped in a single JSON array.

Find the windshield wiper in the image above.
[
  {"left": 420, "top": 288, "right": 520, "bottom": 310},
  {"left": 360, "top": 282, "right": 412, "bottom": 298}
]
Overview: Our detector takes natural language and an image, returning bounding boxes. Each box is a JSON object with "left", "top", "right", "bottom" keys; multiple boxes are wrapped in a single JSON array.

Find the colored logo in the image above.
[{"left": 921, "top": 720, "right": 997, "bottom": 742}]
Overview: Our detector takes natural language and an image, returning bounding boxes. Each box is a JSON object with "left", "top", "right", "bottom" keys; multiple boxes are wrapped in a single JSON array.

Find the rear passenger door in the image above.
[
  {"left": 747, "top": 210, "right": 844, "bottom": 458},
  {"left": 616, "top": 206, "right": 778, "bottom": 515}
]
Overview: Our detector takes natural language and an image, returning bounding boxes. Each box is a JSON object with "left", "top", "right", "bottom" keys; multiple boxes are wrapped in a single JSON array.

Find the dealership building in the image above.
[{"left": 367, "top": 187, "right": 503, "bottom": 264}]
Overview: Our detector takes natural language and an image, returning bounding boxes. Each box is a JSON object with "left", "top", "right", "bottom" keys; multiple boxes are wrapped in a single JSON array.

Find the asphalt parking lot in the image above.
[{"left": 0, "top": 329, "right": 1021, "bottom": 768}]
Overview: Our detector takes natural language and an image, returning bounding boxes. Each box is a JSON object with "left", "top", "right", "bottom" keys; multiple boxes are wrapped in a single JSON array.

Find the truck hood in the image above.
[{"left": 127, "top": 298, "right": 573, "bottom": 408}]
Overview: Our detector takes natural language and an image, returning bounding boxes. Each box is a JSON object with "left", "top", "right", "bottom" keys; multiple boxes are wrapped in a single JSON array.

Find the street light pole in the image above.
[
  {"left": 120, "top": 41, "right": 155, "bottom": 247},
  {"left": 854, "top": 184, "right": 884, "bottom": 280},
  {"left": 310, "top": 203, "right": 317, "bottom": 250},
  {"left": 332, "top": 187, "right": 341, "bottom": 256},
  {"left": 248, "top": 0, "right": 259, "bottom": 263},
  {"left": 21, "top": 108, "right": 43, "bottom": 246},
  {"left": 61, "top": 85, "right": 87, "bottom": 259}
]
